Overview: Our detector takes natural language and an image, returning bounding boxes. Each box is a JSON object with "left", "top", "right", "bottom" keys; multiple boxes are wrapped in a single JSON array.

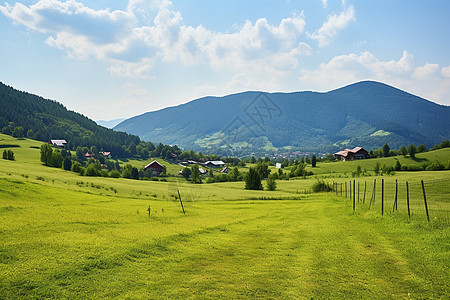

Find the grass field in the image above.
[{"left": 1, "top": 135, "right": 449, "bottom": 298}]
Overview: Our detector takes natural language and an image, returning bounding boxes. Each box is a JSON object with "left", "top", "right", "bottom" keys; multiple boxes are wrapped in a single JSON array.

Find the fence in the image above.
[{"left": 330, "top": 177, "right": 449, "bottom": 226}]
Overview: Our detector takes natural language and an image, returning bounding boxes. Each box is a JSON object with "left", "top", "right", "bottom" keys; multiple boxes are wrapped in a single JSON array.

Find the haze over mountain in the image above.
[
  {"left": 96, "top": 118, "right": 126, "bottom": 129},
  {"left": 114, "top": 81, "right": 450, "bottom": 155}
]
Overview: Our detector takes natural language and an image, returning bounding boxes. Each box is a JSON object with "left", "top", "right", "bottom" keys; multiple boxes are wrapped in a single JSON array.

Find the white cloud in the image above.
[
  {"left": 299, "top": 50, "right": 450, "bottom": 105},
  {"left": 0, "top": 0, "right": 311, "bottom": 77},
  {"left": 321, "top": 0, "right": 328, "bottom": 8},
  {"left": 413, "top": 63, "right": 439, "bottom": 79},
  {"left": 308, "top": 5, "right": 355, "bottom": 46},
  {"left": 441, "top": 65, "right": 450, "bottom": 78}
]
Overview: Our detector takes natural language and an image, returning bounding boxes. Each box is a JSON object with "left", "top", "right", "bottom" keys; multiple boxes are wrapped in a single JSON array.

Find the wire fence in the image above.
[{"left": 329, "top": 177, "right": 450, "bottom": 226}]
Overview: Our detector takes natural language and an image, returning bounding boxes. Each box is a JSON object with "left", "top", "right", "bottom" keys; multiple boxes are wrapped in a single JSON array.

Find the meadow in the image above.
[{"left": 0, "top": 135, "right": 449, "bottom": 298}]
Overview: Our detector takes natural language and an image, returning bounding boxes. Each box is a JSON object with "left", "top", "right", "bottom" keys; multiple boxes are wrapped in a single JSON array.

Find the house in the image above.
[
  {"left": 144, "top": 160, "right": 165, "bottom": 176},
  {"left": 198, "top": 167, "right": 208, "bottom": 175},
  {"left": 334, "top": 147, "right": 369, "bottom": 161},
  {"left": 84, "top": 150, "right": 95, "bottom": 159},
  {"left": 99, "top": 151, "right": 111, "bottom": 159},
  {"left": 204, "top": 160, "right": 226, "bottom": 168},
  {"left": 220, "top": 166, "right": 229, "bottom": 173},
  {"left": 49, "top": 139, "right": 67, "bottom": 148}
]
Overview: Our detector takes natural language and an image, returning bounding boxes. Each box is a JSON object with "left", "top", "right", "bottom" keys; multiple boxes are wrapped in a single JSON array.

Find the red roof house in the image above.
[
  {"left": 144, "top": 160, "right": 165, "bottom": 175},
  {"left": 334, "top": 147, "right": 369, "bottom": 161}
]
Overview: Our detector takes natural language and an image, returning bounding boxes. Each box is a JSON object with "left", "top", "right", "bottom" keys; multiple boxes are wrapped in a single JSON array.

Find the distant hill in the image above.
[
  {"left": 0, "top": 82, "right": 140, "bottom": 157},
  {"left": 96, "top": 118, "right": 126, "bottom": 129},
  {"left": 115, "top": 81, "right": 450, "bottom": 155}
]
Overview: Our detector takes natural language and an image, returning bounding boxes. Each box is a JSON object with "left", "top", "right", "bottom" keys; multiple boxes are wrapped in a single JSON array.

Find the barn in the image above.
[
  {"left": 144, "top": 160, "right": 165, "bottom": 175},
  {"left": 334, "top": 147, "right": 369, "bottom": 161}
]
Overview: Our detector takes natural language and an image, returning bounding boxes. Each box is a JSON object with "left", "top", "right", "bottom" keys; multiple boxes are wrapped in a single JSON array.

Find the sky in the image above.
[{"left": 1, "top": 0, "right": 449, "bottom": 121}]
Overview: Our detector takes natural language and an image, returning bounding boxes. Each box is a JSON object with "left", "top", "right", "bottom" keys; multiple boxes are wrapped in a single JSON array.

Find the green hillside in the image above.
[
  {"left": 1, "top": 134, "right": 449, "bottom": 298},
  {"left": 115, "top": 81, "right": 450, "bottom": 155},
  {"left": 0, "top": 82, "right": 140, "bottom": 157}
]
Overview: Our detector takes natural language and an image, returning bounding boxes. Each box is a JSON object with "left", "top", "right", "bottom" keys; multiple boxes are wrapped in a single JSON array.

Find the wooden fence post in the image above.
[
  {"left": 381, "top": 178, "right": 384, "bottom": 216},
  {"left": 177, "top": 189, "right": 186, "bottom": 215},
  {"left": 345, "top": 182, "right": 347, "bottom": 198},
  {"left": 357, "top": 181, "right": 360, "bottom": 204},
  {"left": 353, "top": 180, "right": 356, "bottom": 213},
  {"left": 340, "top": 183, "right": 343, "bottom": 197},
  {"left": 363, "top": 181, "right": 366, "bottom": 204},
  {"left": 421, "top": 180, "right": 430, "bottom": 222},
  {"left": 392, "top": 179, "right": 398, "bottom": 213},
  {"left": 406, "top": 181, "right": 410, "bottom": 219},
  {"left": 369, "top": 179, "right": 376, "bottom": 210}
]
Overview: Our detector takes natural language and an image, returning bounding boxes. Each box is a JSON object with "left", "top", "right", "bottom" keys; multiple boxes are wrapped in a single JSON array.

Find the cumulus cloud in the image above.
[
  {"left": 299, "top": 51, "right": 450, "bottom": 105},
  {"left": 0, "top": 0, "right": 311, "bottom": 77},
  {"left": 308, "top": 5, "right": 355, "bottom": 46}
]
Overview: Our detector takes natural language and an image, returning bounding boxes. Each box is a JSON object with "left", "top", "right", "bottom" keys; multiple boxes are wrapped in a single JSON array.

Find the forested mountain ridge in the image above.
[
  {"left": 115, "top": 81, "right": 450, "bottom": 155},
  {"left": 0, "top": 82, "right": 140, "bottom": 157}
]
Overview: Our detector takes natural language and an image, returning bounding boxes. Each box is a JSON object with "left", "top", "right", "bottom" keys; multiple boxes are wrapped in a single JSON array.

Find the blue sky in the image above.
[{"left": 1, "top": 0, "right": 449, "bottom": 120}]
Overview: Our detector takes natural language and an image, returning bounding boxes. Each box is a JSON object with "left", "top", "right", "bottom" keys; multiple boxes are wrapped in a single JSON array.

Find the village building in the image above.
[
  {"left": 144, "top": 160, "right": 165, "bottom": 176},
  {"left": 99, "top": 151, "right": 111, "bottom": 159},
  {"left": 198, "top": 167, "right": 208, "bottom": 175},
  {"left": 334, "top": 147, "right": 369, "bottom": 161},
  {"left": 49, "top": 139, "right": 67, "bottom": 148},
  {"left": 84, "top": 150, "right": 95, "bottom": 160},
  {"left": 204, "top": 160, "right": 226, "bottom": 168},
  {"left": 220, "top": 166, "right": 229, "bottom": 173}
]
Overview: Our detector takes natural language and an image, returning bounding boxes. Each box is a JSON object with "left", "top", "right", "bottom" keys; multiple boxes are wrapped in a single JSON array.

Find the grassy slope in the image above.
[
  {"left": 309, "top": 148, "right": 450, "bottom": 175},
  {"left": 0, "top": 134, "right": 449, "bottom": 298}
]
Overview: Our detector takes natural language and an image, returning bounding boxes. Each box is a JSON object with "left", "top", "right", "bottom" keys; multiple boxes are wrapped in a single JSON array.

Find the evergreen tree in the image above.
[
  {"left": 266, "top": 174, "right": 277, "bottom": 191},
  {"left": 311, "top": 155, "right": 317, "bottom": 168},
  {"left": 191, "top": 165, "right": 202, "bottom": 184},
  {"left": 2, "top": 150, "right": 7, "bottom": 160},
  {"left": 63, "top": 157, "right": 72, "bottom": 171},
  {"left": 7, "top": 150, "right": 14, "bottom": 161},
  {"left": 245, "top": 167, "right": 263, "bottom": 190},
  {"left": 40, "top": 143, "right": 53, "bottom": 166},
  {"left": 382, "top": 142, "right": 390, "bottom": 157}
]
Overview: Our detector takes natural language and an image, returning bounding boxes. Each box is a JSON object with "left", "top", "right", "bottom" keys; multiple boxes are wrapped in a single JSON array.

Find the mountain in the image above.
[
  {"left": 0, "top": 82, "right": 140, "bottom": 157},
  {"left": 96, "top": 118, "right": 126, "bottom": 129},
  {"left": 114, "top": 81, "right": 450, "bottom": 155}
]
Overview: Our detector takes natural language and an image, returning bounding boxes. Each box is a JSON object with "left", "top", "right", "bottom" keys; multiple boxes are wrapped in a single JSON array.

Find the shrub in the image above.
[
  {"left": 85, "top": 164, "right": 99, "bottom": 177},
  {"left": 109, "top": 169, "right": 121, "bottom": 178},
  {"left": 311, "top": 180, "right": 332, "bottom": 193},
  {"left": 266, "top": 174, "right": 277, "bottom": 191}
]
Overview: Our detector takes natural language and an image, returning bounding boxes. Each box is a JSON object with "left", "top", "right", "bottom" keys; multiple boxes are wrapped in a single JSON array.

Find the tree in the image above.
[
  {"left": 76, "top": 146, "right": 84, "bottom": 161},
  {"left": 266, "top": 174, "right": 277, "bottom": 191},
  {"left": 63, "top": 157, "right": 72, "bottom": 171},
  {"left": 71, "top": 161, "right": 82, "bottom": 173},
  {"left": 400, "top": 145, "right": 408, "bottom": 157},
  {"left": 255, "top": 161, "right": 270, "bottom": 179},
  {"left": 12, "top": 126, "right": 24, "bottom": 138},
  {"left": 181, "top": 167, "right": 191, "bottom": 180},
  {"left": 27, "top": 129, "right": 34, "bottom": 139},
  {"left": 228, "top": 167, "right": 240, "bottom": 182},
  {"left": 408, "top": 144, "right": 417, "bottom": 158},
  {"left": 382, "top": 142, "right": 390, "bottom": 157},
  {"left": 191, "top": 165, "right": 202, "bottom": 184},
  {"left": 131, "top": 167, "right": 139, "bottom": 179},
  {"left": 356, "top": 165, "right": 362, "bottom": 177},
  {"left": 374, "top": 162, "right": 380, "bottom": 175},
  {"left": 245, "top": 167, "right": 263, "bottom": 190},
  {"left": 49, "top": 151, "right": 63, "bottom": 168},
  {"left": 417, "top": 144, "right": 427, "bottom": 153},
  {"left": 40, "top": 143, "right": 53, "bottom": 166},
  {"left": 2, "top": 150, "right": 7, "bottom": 160},
  {"left": 85, "top": 164, "right": 99, "bottom": 177},
  {"left": 311, "top": 155, "right": 317, "bottom": 168},
  {"left": 7, "top": 150, "right": 15, "bottom": 161}
]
